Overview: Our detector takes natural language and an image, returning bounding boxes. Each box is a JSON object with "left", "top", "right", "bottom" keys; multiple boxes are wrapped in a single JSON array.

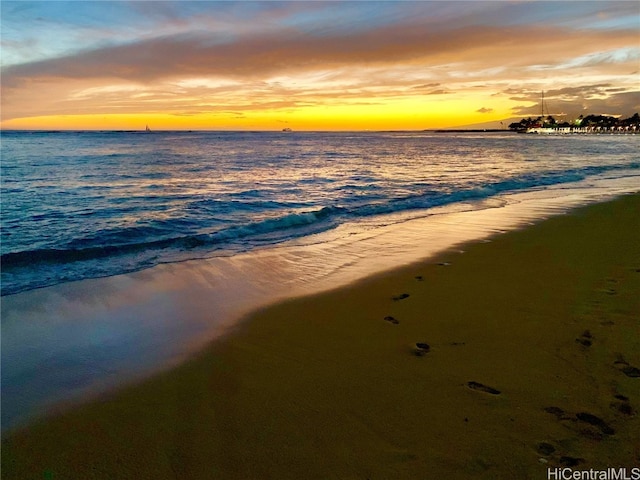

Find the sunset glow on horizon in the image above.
[{"left": 1, "top": 1, "right": 639, "bottom": 131}]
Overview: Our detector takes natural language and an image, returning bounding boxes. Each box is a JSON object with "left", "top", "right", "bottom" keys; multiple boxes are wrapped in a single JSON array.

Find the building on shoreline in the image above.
[{"left": 525, "top": 124, "right": 639, "bottom": 134}]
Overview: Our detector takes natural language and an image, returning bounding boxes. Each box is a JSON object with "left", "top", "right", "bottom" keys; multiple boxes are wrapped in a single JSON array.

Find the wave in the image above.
[
  {"left": 0, "top": 205, "right": 347, "bottom": 271},
  {"left": 2, "top": 160, "right": 638, "bottom": 295},
  {"left": 343, "top": 162, "right": 639, "bottom": 219}
]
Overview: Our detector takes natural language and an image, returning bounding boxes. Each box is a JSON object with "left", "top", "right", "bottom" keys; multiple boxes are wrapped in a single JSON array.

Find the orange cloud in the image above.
[{"left": 4, "top": 23, "right": 637, "bottom": 88}]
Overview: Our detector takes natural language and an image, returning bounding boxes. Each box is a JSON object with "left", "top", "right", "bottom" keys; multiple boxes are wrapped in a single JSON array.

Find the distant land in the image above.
[
  {"left": 440, "top": 112, "right": 640, "bottom": 133},
  {"left": 430, "top": 129, "right": 508, "bottom": 133},
  {"left": 440, "top": 118, "right": 522, "bottom": 131}
]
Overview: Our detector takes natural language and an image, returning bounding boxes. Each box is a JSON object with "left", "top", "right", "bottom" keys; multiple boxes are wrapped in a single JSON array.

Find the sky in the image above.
[{"left": 1, "top": 1, "right": 639, "bottom": 130}]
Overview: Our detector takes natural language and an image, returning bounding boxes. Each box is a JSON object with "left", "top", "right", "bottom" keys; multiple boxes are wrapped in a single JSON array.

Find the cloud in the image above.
[
  {"left": 2, "top": 2, "right": 638, "bottom": 126},
  {"left": 3, "top": 19, "right": 637, "bottom": 89},
  {"left": 412, "top": 83, "right": 441, "bottom": 90},
  {"left": 511, "top": 90, "right": 640, "bottom": 118},
  {"left": 409, "top": 83, "right": 453, "bottom": 96}
]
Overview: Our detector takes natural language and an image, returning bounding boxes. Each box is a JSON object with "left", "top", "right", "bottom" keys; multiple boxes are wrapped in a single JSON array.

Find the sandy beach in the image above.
[{"left": 2, "top": 193, "right": 639, "bottom": 479}]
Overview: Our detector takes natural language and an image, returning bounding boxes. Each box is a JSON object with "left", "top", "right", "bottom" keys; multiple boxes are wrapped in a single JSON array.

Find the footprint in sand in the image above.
[
  {"left": 575, "top": 330, "right": 593, "bottom": 347},
  {"left": 614, "top": 358, "right": 640, "bottom": 378},
  {"left": 536, "top": 440, "right": 589, "bottom": 468},
  {"left": 392, "top": 293, "right": 410, "bottom": 301},
  {"left": 466, "top": 381, "right": 501, "bottom": 395},
  {"left": 536, "top": 442, "right": 556, "bottom": 456},
  {"left": 610, "top": 394, "right": 635, "bottom": 416},
  {"left": 544, "top": 406, "right": 615, "bottom": 437},
  {"left": 559, "top": 456, "right": 584, "bottom": 467},
  {"left": 413, "top": 342, "right": 430, "bottom": 356},
  {"left": 575, "top": 412, "right": 615, "bottom": 435},
  {"left": 543, "top": 406, "right": 571, "bottom": 420}
]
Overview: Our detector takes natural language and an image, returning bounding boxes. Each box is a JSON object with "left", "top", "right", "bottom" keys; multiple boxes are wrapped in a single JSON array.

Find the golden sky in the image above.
[{"left": 1, "top": 1, "right": 639, "bottom": 130}]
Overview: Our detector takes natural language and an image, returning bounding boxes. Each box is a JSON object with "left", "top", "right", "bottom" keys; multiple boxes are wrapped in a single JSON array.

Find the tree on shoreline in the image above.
[{"left": 509, "top": 113, "right": 639, "bottom": 132}]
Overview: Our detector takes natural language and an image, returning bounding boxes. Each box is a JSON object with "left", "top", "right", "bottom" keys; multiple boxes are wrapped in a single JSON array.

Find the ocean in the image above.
[
  {"left": 2, "top": 130, "right": 639, "bottom": 297},
  {"left": 1, "top": 130, "right": 639, "bottom": 431}
]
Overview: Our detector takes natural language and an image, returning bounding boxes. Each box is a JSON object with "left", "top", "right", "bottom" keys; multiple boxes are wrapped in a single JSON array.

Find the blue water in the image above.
[{"left": 2, "top": 130, "right": 639, "bottom": 296}]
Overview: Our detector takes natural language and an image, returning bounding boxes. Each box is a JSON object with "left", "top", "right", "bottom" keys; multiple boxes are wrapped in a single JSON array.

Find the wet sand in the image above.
[{"left": 2, "top": 193, "right": 639, "bottom": 479}]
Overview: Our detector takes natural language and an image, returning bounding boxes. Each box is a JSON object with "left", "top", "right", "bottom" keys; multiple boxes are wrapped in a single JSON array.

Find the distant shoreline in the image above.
[{"left": 431, "top": 129, "right": 512, "bottom": 133}]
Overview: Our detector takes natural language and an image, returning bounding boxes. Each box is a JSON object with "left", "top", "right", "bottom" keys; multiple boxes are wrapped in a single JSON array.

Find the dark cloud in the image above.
[
  {"left": 512, "top": 91, "right": 639, "bottom": 118},
  {"left": 476, "top": 107, "right": 493, "bottom": 114},
  {"left": 505, "top": 84, "right": 637, "bottom": 103}
]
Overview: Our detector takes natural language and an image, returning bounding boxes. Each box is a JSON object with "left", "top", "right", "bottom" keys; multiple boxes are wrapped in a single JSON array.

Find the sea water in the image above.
[
  {"left": 1, "top": 130, "right": 639, "bottom": 431},
  {"left": 2, "top": 130, "right": 638, "bottom": 296}
]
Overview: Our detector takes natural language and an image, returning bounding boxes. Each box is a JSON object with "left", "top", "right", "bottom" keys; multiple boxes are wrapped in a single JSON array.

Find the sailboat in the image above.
[
  {"left": 145, "top": 125, "right": 151, "bottom": 133},
  {"left": 526, "top": 92, "right": 557, "bottom": 134}
]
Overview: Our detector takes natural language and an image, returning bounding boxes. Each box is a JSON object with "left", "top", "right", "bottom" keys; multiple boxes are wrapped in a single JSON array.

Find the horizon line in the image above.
[{"left": 0, "top": 128, "right": 513, "bottom": 133}]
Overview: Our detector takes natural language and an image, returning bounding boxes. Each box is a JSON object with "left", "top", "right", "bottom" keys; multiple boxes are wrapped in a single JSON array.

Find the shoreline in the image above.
[
  {"left": 1, "top": 174, "right": 639, "bottom": 433},
  {"left": 3, "top": 193, "right": 639, "bottom": 479}
]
